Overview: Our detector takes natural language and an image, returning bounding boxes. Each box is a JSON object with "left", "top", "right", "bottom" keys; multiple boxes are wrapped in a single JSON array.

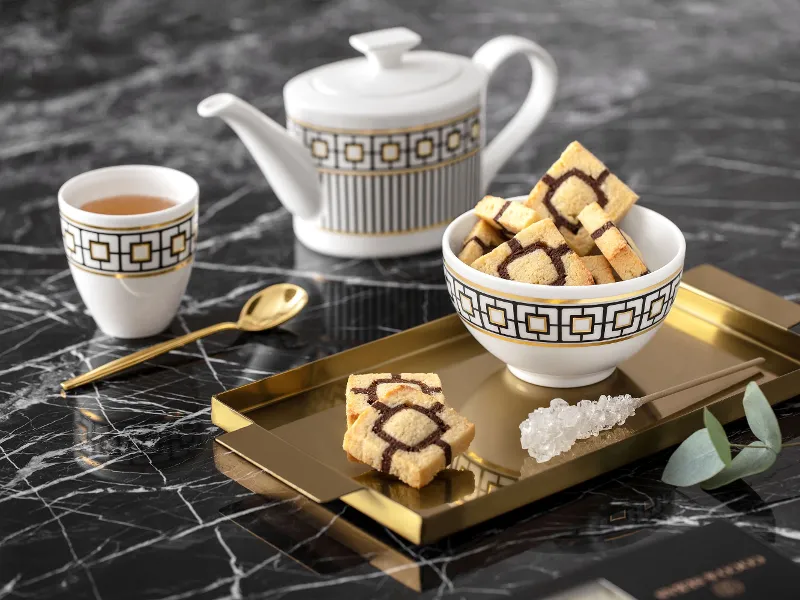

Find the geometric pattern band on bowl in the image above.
[
  {"left": 60, "top": 212, "right": 196, "bottom": 277},
  {"left": 444, "top": 263, "right": 682, "bottom": 346}
]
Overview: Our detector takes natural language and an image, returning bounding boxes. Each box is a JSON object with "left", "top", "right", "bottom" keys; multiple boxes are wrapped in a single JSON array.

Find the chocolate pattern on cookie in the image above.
[
  {"left": 461, "top": 236, "right": 492, "bottom": 253},
  {"left": 590, "top": 221, "right": 617, "bottom": 240},
  {"left": 540, "top": 168, "right": 610, "bottom": 234},
  {"left": 370, "top": 400, "right": 452, "bottom": 473},
  {"left": 497, "top": 238, "right": 572, "bottom": 286},
  {"left": 351, "top": 374, "right": 443, "bottom": 407},
  {"left": 589, "top": 221, "right": 651, "bottom": 275},
  {"left": 491, "top": 201, "right": 515, "bottom": 236}
]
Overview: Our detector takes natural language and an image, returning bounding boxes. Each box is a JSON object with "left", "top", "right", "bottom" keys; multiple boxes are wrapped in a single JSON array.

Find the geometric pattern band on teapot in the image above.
[{"left": 287, "top": 108, "right": 482, "bottom": 235}]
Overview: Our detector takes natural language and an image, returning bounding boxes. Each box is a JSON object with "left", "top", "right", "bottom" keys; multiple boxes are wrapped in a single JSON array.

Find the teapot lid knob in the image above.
[{"left": 349, "top": 27, "right": 421, "bottom": 71}]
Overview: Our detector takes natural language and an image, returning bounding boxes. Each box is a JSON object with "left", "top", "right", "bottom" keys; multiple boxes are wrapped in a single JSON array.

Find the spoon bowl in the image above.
[{"left": 238, "top": 283, "right": 309, "bottom": 331}]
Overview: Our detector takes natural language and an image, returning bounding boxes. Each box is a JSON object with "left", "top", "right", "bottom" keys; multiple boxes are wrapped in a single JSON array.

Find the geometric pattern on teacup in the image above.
[
  {"left": 444, "top": 264, "right": 682, "bottom": 344},
  {"left": 60, "top": 213, "right": 196, "bottom": 275},
  {"left": 287, "top": 108, "right": 481, "bottom": 174}
]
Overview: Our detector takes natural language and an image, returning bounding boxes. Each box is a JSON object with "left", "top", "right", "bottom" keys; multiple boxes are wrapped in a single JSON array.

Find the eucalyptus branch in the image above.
[{"left": 662, "top": 382, "right": 784, "bottom": 490}]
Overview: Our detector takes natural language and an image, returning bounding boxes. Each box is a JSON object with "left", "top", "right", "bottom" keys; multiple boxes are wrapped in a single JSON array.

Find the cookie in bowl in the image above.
[
  {"left": 474, "top": 195, "right": 539, "bottom": 237},
  {"left": 457, "top": 219, "right": 506, "bottom": 266},
  {"left": 578, "top": 202, "right": 649, "bottom": 280},
  {"left": 525, "top": 141, "right": 639, "bottom": 256},
  {"left": 471, "top": 219, "right": 594, "bottom": 286},
  {"left": 581, "top": 255, "right": 616, "bottom": 284}
]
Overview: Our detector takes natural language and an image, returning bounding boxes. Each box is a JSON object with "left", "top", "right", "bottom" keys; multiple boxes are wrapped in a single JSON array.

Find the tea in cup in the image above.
[{"left": 58, "top": 165, "right": 199, "bottom": 338}]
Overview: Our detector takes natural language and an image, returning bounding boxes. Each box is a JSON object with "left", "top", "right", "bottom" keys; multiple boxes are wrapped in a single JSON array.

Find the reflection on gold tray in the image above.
[{"left": 212, "top": 265, "right": 800, "bottom": 544}]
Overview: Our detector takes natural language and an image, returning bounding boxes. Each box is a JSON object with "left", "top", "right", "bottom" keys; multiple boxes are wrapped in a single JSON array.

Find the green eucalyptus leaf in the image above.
[
  {"left": 703, "top": 408, "right": 731, "bottom": 465},
  {"left": 662, "top": 429, "right": 727, "bottom": 487},
  {"left": 700, "top": 441, "right": 778, "bottom": 490},
  {"left": 743, "top": 382, "right": 782, "bottom": 452}
]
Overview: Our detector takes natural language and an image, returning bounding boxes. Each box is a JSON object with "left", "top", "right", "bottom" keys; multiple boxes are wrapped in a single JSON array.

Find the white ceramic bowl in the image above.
[{"left": 442, "top": 198, "right": 686, "bottom": 388}]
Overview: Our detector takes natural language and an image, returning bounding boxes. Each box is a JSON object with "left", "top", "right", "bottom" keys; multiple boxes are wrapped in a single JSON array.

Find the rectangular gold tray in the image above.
[{"left": 212, "top": 265, "right": 800, "bottom": 545}]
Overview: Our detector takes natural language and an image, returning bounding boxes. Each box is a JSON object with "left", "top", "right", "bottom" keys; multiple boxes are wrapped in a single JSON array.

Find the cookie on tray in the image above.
[
  {"left": 474, "top": 195, "right": 539, "bottom": 237},
  {"left": 581, "top": 255, "right": 615, "bottom": 284},
  {"left": 577, "top": 202, "right": 649, "bottom": 280},
  {"left": 471, "top": 218, "right": 594, "bottom": 286},
  {"left": 343, "top": 384, "right": 475, "bottom": 489},
  {"left": 345, "top": 373, "right": 444, "bottom": 428},
  {"left": 458, "top": 220, "right": 506, "bottom": 266},
  {"left": 525, "top": 141, "right": 639, "bottom": 256}
]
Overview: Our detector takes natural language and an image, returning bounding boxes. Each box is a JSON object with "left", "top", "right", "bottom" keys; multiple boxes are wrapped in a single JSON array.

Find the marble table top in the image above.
[{"left": 1, "top": 1, "right": 799, "bottom": 598}]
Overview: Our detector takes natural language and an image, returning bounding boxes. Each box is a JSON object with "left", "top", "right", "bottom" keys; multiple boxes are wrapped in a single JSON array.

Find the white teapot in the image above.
[{"left": 198, "top": 27, "right": 556, "bottom": 258}]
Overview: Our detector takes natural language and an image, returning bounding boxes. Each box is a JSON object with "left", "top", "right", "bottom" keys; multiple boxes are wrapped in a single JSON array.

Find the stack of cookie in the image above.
[
  {"left": 457, "top": 141, "right": 649, "bottom": 285},
  {"left": 342, "top": 373, "right": 475, "bottom": 489}
]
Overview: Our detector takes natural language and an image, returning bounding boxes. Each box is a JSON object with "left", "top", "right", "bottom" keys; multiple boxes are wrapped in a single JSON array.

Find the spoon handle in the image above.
[{"left": 61, "top": 321, "right": 239, "bottom": 391}]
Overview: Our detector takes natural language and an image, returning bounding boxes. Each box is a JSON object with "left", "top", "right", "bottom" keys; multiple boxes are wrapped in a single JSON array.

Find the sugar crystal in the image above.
[{"left": 519, "top": 394, "right": 641, "bottom": 463}]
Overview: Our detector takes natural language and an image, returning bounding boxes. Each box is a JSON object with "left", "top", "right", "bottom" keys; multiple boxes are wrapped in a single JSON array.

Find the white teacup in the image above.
[{"left": 58, "top": 165, "right": 199, "bottom": 339}]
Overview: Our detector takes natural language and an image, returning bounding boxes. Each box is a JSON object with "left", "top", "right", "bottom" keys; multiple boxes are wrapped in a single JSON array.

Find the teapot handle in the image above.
[{"left": 473, "top": 36, "right": 558, "bottom": 192}]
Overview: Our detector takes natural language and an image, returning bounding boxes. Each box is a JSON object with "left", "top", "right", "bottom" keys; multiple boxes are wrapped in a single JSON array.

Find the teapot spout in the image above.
[{"left": 198, "top": 93, "right": 321, "bottom": 220}]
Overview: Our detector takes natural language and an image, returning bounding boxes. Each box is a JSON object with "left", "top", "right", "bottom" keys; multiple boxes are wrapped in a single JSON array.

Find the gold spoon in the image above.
[{"left": 61, "top": 283, "right": 308, "bottom": 392}]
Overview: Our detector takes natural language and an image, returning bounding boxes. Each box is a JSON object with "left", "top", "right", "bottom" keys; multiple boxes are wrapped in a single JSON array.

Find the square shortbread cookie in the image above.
[
  {"left": 343, "top": 384, "right": 475, "bottom": 489},
  {"left": 474, "top": 195, "right": 539, "bottom": 237},
  {"left": 577, "top": 202, "right": 649, "bottom": 280},
  {"left": 471, "top": 218, "right": 594, "bottom": 286},
  {"left": 345, "top": 373, "right": 444, "bottom": 428},
  {"left": 581, "top": 255, "right": 616, "bottom": 284},
  {"left": 458, "top": 219, "right": 506, "bottom": 265},
  {"left": 525, "top": 141, "right": 639, "bottom": 255}
]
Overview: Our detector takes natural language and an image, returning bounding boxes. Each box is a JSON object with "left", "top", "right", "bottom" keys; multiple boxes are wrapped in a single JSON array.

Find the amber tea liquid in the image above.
[{"left": 81, "top": 195, "right": 177, "bottom": 215}]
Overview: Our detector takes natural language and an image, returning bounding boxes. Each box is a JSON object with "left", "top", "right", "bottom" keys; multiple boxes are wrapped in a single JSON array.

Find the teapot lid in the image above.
[{"left": 284, "top": 28, "right": 484, "bottom": 129}]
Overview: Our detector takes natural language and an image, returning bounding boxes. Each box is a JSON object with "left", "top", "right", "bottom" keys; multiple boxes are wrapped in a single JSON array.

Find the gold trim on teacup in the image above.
[
  {"left": 66, "top": 256, "right": 193, "bottom": 279},
  {"left": 288, "top": 107, "right": 480, "bottom": 136},
  {"left": 315, "top": 148, "right": 480, "bottom": 177},
  {"left": 60, "top": 208, "right": 196, "bottom": 232},
  {"left": 459, "top": 316, "right": 663, "bottom": 348},
  {"left": 88, "top": 240, "right": 110, "bottom": 262},
  {"left": 170, "top": 232, "right": 187, "bottom": 256},
  {"left": 63, "top": 230, "right": 76, "bottom": 251},
  {"left": 130, "top": 242, "right": 153, "bottom": 263},
  {"left": 445, "top": 260, "right": 683, "bottom": 305}
]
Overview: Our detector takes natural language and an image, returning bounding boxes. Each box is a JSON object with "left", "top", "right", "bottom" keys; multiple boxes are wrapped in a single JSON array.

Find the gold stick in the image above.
[{"left": 639, "top": 357, "right": 765, "bottom": 406}]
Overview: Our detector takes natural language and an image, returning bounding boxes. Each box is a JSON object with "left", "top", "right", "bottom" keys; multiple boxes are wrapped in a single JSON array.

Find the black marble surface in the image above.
[{"left": 2, "top": 1, "right": 800, "bottom": 598}]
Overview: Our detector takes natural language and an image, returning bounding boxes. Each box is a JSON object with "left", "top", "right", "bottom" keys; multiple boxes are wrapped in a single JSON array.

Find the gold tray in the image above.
[{"left": 212, "top": 265, "right": 800, "bottom": 545}]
